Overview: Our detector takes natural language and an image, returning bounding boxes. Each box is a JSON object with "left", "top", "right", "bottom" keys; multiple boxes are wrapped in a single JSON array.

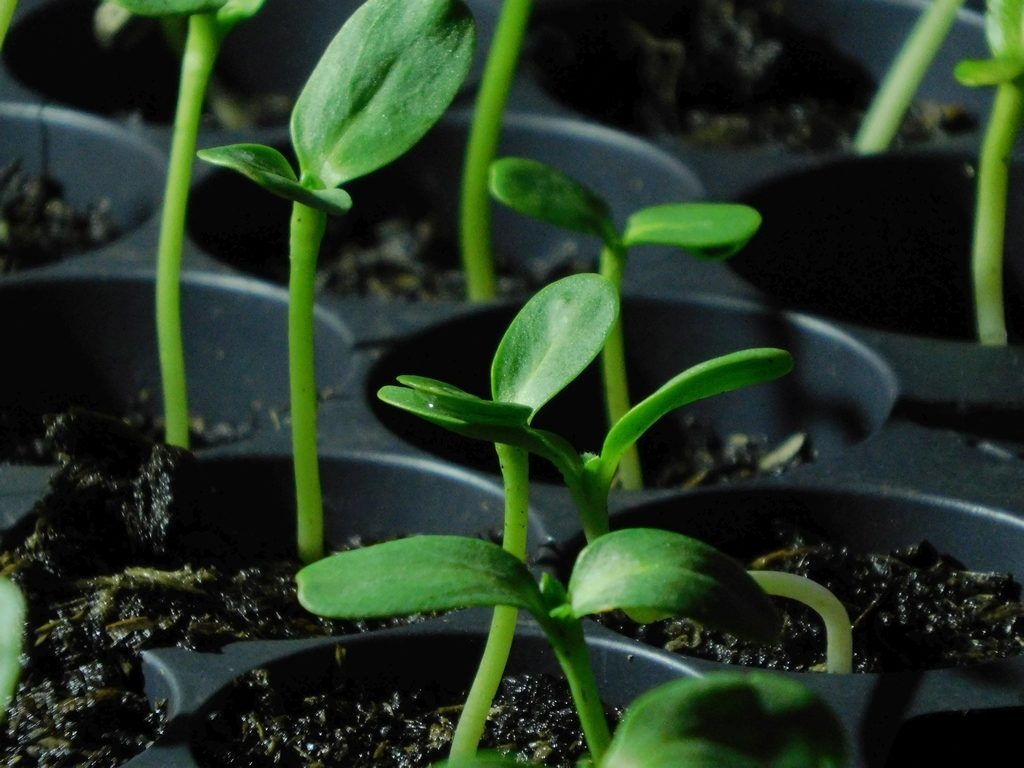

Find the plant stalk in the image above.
[
  {"left": 973, "top": 80, "right": 1024, "bottom": 345},
  {"left": 854, "top": 0, "right": 965, "bottom": 154},
  {"left": 598, "top": 242, "right": 643, "bottom": 489},
  {"left": 289, "top": 201, "right": 328, "bottom": 564},
  {"left": 748, "top": 570, "right": 853, "bottom": 674},
  {"left": 156, "top": 13, "right": 221, "bottom": 448},
  {"left": 459, "top": 0, "right": 534, "bottom": 301},
  {"left": 449, "top": 444, "right": 530, "bottom": 762}
]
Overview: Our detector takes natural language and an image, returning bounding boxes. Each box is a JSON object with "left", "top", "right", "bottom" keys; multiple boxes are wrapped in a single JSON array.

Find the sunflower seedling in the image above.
[
  {"left": 955, "top": 0, "right": 1024, "bottom": 345},
  {"left": 297, "top": 528, "right": 786, "bottom": 764},
  {"left": 489, "top": 157, "right": 762, "bottom": 488},
  {"left": 198, "top": 0, "right": 475, "bottom": 563}
]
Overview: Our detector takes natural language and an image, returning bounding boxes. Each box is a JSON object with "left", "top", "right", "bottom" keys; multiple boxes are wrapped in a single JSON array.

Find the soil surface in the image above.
[
  {"left": 197, "top": 666, "right": 615, "bottom": 767},
  {"left": 0, "top": 163, "right": 120, "bottom": 274},
  {"left": 527, "top": 0, "right": 976, "bottom": 152},
  {"left": 597, "top": 518, "right": 1024, "bottom": 672},
  {"left": 0, "top": 411, "right": 410, "bottom": 767}
]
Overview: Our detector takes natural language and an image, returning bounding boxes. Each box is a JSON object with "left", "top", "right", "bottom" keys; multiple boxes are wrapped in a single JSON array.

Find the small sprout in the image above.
[
  {"left": 955, "top": 0, "right": 1024, "bottom": 344},
  {"left": 490, "top": 156, "right": 761, "bottom": 489},
  {"left": 199, "top": 0, "right": 475, "bottom": 563},
  {"left": 297, "top": 528, "right": 781, "bottom": 764}
]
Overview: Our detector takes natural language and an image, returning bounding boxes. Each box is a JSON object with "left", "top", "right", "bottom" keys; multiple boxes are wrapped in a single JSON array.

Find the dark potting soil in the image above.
[
  {"left": 597, "top": 519, "right": 1024, "bottom": 673},
  {"left": 527, "top": 0, "right": 976, "bottom": 152},
  {"left": 196, "top": 663, "right": 615, "bottom": 768},
  {"left": 0, "top": 163, "right": 120, "bottom": 274},
  {"left": 0, "top": 411, "right": 412, "bottom": 767}
]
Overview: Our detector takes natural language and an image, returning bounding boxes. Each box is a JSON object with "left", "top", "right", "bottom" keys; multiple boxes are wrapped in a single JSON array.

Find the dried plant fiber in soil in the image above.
[
  {"left": 197, "top": 661, "right": 617, "bottom": 768},
  {"left": 0, "top": 410, "right": 408, "bottom": 767},
  {"left": 599, "top": 519, "right": 1024, "bottom": 672}
]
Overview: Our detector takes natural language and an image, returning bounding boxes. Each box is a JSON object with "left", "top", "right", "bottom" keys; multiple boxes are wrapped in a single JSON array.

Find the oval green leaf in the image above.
[
  {"left": 197, "top": 144, "right": 353, "bottom": 215},
  {"left": 112, "top": 0, "right": 225, "bottom": 16},
  {"left": 622, "top": 203, "right": 762, "bottom": 260},
  {"left": 0, "top": 577, "right": 25, "bottom": 723},
  {"left": 604, "top": 673, "right": 846, "bottom": 768},
  {"left": 291, "top": 0, "right": 475, "bottom": 189},
  {"left": 297, "top": 535, "right": 545, "bottom": 619},
  {"left": 568, "top": 528, "right": 780, "bottom": 641},
  {"left": 954, "top": 56, "right": 1024, "bottom": 86},
  {"left": 392, "top": 376, "right": 534, "bottom": 427},
  {"left": 986, "top": 0, "right": 1024, "bottom": 58},
  {"left": 599, "top": 348, "right": 793, "bottom": 482},
  {"left": 489, "top": 157, "right": 616, "bottom": 245},
  {"left": 491, "top": 274, "right": 618, "bottom": 415}
]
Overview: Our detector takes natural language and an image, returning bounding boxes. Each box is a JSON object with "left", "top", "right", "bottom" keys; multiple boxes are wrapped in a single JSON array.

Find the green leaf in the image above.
[
  {"left": 954, "top": 56, "right": 1024, "bottom": 86},
  {"left": 297, "top": 535, "right": 545, "bottom": 619},
  {"left": 291, "top": 0, "right": 475, "bottom": 189},
  {"left": 491, "top": 274, "right": 618, "bottom": 415},
  {"left": 216, "top": 0, "right": 265, "bottom": 27},
  {"left": 568, "top": 528, "right": 780, "bottom": 641},
  {"left": 622, "top": 203, "right": 762, "bottom": 260},
  {"left": 198, "top": 144, "right": 353, "bottom": 215},
  {"left": 600, "top": 348, "right": 793, "bottom": 479},
  {"left": 391, "top": 376, "right": 533, "bottom": 427},
  {"left": 0, "top": 577, "right": 25, "bottom": 723},
  {"left": 986, "top": 0, "right": 1024, "bottom": 58},
  {"left": 111, "top": 0, "right": 225, "bottom": 15},
  {"left": 604, "top": 673, "right": 847, "bottom": 768},
  {"left": 488, "top": 157, "right": 617, "bottom": 246}
]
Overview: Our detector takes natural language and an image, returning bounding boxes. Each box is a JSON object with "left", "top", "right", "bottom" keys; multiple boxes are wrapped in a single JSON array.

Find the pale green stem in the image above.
[
  {"left": 748, "top": 571, "right": 853, "bottom": 674},
  {"left": 449, "top": 444, "right": 530, "bottom": 761},
  {"left": 0, "top": 0, "right": 17, "bottom": 50},
  {"left": 854, "top": 0, "right": 965, "bottom": 154},
  {"left": 0, "top": 577, "right": 25, "bottom": 723},
  {"left": 566, "top": 471, "right": 610, "bottom": 543},
  {"left": 973, "top": 81, "right": 1024, "bottom": 346},
  {"left": 459, "top": 0, "right": 534, "bottom": 301},
  {"left": 598, "top": 242, "right": 643, "bottom": 489},
  {"left": 157, "top": 14, "right": 221, "bottom": 448},
  {"left": 289, "top": 202, "right": 327, "bottom": 564}
]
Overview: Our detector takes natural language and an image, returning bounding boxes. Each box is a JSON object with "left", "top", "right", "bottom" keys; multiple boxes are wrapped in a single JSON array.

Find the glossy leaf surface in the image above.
[
  {"left": 986, "top": 0, "right": 1024, "bottom": 57},
  {"left": 601, "top": 348, "right": 793, "bottom": 475},
  {"left": 292, "top": 0, "right": 474, "bottom": 189},
  {"left": 568, "top": 528, "right": 779, "bottom": 641},
  {"left": 492, "top": 274, "right": 618, "bottom": 415},
  {"left": 622, "top": 203, "right": 762, "bottom": 260},
  {"left": 297, "top": 536, "right": 544, "bottom": 619},
  {"left": 604, "top": 673, "right": 846, "bottom": 768},
  {"left": 197, "top": 144, "right": 353, "bottom": 215},
  {"left": 389, "top": 376, "right": 533, "bottom": 427},
  {"left": 489, "top": 157, "right": 616, "bottom": 245}
]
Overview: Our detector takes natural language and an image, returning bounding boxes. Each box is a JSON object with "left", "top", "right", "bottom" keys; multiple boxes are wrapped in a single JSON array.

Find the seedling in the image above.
[
  {"left": 380, "top": 324, "right": 791, "bottom": 543},
  {"left": 198, "top": 0, "right": 475, "bottom": 562},
  {"left": 955, "top": 0, "right": 1024, "bottom": 345},
  {"left": 854, "top": 0, "right": 966, "bottom": 153},
  {"left": 489, "top": 157, "right": 762, "bottom": 489},
  {"left": 110, "top": 0, "right": 265, "bottom": 449},
  {"left": 459, "top": 0, "right": 535, "bottom": 300},
  {"left": 297, "top": 528, "right": 789, "bottom": 764},
  {"left": 0, "top": 576, "right": 24, "bottom": 724}
]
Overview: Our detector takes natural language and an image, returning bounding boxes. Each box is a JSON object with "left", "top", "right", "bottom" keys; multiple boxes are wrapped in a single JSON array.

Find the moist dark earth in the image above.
[
  {"left": 527, "top": 0, "right": 976, "bottom": 151},
  {"left": 0, "top": 163, "right": 120, "bottom": 274}
]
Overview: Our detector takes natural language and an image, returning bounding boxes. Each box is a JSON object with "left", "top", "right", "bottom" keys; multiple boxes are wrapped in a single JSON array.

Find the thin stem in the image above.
[
  {"left": 854, "top": 0, "right": 965, "bottom": 154},
  {"left": 598, "top": 242, "right": 643, "bottom": 489},
  {"left": 156, "top": 14, "right": 221, "bottom": 448},
  {"left": 543, "top": 616, "right": 613, "bottom": 762},
  {"left": 459, "top": 0, "right": 534, "bottom": 301},
  {"left": 973, "top": 80, "right": 1024, "bottom": 346},
  {"left": 289, "top": 202, "right": 328, "bottom": 564},
  {"left": 0, "top": 0, "right": 17, "bottom": 50},
  {"left": 449, "top": 444, "right": 530, "bottom": 761},
  {"left": 748, "top": 570, "right": 853, "bottom": 674}
]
